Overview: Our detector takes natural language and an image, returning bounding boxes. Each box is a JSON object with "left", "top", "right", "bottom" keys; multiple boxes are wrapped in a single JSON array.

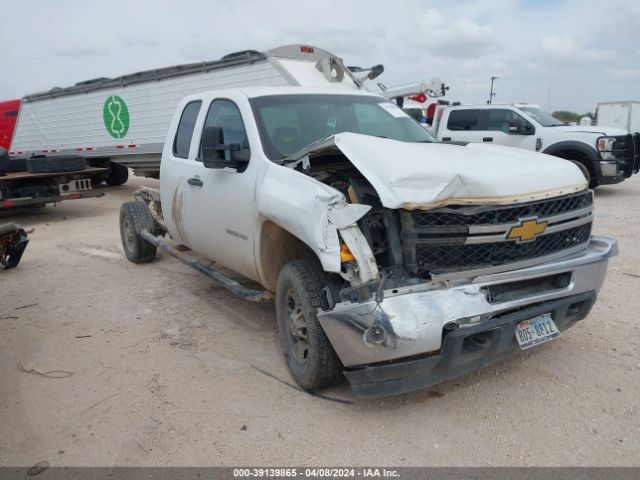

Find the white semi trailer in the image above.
[
  {"left": 9, "top": 45, "right": 394, "bottom": 183},
  {"left": 597, "top": 101, "right": 640, "bottom": 133}
]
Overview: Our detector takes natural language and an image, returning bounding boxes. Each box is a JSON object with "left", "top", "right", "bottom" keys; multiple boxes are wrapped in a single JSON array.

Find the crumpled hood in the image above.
[
  {"left": 292, "top": 133, "right": 587, "bottom": 210},
  {"left": 548, "top": 125, "right": 628, "bottom": 136}
]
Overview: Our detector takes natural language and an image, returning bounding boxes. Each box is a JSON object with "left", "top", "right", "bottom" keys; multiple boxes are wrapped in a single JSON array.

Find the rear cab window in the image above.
[
  {"left": 173, "top": 101, "right": 202, "bottom": 159},
  {"left": 447, "top": 109, "right": 483, "bottom": 131}
]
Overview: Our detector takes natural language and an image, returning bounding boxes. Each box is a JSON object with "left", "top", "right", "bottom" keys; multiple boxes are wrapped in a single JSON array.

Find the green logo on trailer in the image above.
[{"left": 103, "top": 95, "right": 130, "bottom": 139}]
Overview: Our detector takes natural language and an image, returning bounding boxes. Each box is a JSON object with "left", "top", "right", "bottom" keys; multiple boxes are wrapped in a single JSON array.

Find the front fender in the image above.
[
  {"left": 257, "top": 162, "right": 374, "bottom": 277},
  {"left": 542, "top": 140, "right": 601, "bottom": 161}
]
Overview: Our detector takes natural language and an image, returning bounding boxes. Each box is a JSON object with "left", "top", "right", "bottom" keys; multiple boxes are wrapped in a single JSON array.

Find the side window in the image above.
[
  {"left": 487, "top": 109, "right": 515, "bottom": 132},
  {"left": 173, "top": 101, "right": 202, "bottom": 159},
  {"left": 487, "top": 109, "right": 533, "bottom": 133},
  {"left": 199, "top": 99, "right": 250, "bottom": 163},
  {"left": 447, "top": 110, "right": 483, "bottom": 131}
]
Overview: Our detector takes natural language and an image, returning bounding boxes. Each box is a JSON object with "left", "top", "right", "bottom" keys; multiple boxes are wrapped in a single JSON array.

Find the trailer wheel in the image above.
[
  {"left": 26, "top": 155, "right": 86, "bottom": 173},
  {"left": 106, "top": 163, "right": 129, "bottom": 186},
  {"left": 119, "top": 201, "right": 157, "bottom": 263},
  {"left": 275, "top": 258, "right": 343, "bottom": 392}
]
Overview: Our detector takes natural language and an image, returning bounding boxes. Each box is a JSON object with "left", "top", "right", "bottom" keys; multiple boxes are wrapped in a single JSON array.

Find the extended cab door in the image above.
[
  {"left": 161, "top": 96, "right": 259, "bottom": 281},
  {"left": 439, "top": 108, "right": 485, "bottom": 143}
]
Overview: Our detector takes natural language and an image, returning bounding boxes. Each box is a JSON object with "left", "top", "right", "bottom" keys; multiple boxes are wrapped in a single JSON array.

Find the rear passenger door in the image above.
[{"left": 440, "top": 109, "right": 485, "bottom": 143}]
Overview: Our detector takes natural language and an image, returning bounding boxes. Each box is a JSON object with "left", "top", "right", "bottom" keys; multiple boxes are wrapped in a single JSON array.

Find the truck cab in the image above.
[{"left": 432, "top": 103, "right": 640, "bottom": 187}]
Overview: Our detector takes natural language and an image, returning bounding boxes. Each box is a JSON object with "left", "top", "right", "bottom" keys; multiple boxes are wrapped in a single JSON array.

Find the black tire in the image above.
[
  {"left": 119, "top": 201, "right": 157, "bottom": 263},
  {"left": 106, "top": 163, "right": 129, "bottom": 186},
  {"left": 568, "top": 160, "right": 593, "bottom": 187},
  {"left": 0, "top": 148, "right": 8, "bottom": 172},
  {"left": 275, "top": 258, "right": 343, "bottom": 391},
  {"left": 4, "top": 157, "right": 27, "bottom": 173},
  {"left": 26, "top": 155, "right": 86, "bottom": 174}
]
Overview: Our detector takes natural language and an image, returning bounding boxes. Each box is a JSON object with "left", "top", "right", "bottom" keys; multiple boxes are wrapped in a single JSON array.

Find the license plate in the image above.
[{"left": 515, "top": 313, "right": 560, "bottom": 350}]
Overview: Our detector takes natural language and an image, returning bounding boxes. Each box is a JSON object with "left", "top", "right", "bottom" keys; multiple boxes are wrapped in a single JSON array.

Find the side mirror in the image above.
[
  {"left": 201, "top": 126, "right": 249, "bottom": 170},
  {"left": 508, "top": 120, "right": 534, "bottom": 135}
]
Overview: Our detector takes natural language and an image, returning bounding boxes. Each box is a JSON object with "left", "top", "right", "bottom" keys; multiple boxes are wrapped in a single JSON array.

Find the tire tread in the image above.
[
  {"left": 276, "top": 257, "right": 343, "bottom": 391},
  {"left": 119, "top": 201, "right": 157, "bottom": 263}
]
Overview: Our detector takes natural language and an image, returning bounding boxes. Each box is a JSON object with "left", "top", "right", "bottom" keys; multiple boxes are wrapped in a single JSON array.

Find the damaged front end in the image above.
[
  {"left": 267, "top": 133, "right": 616, "bottom": 396},
  {"left": 0, "top": 223, "right": 29, "bottom": 270}
]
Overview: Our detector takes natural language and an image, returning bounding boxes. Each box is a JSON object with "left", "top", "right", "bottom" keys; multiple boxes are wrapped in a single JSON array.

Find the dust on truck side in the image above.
[
  {"left": 9, "top": 45, "right": 384, "bottom": 183},
  {"left": 120, "top": 86, "right": 617, "bottom": 397}
]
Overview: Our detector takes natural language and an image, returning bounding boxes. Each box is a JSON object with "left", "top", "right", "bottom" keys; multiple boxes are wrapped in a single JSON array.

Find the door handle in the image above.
[
  {"left": 483, "top": 137, "right": 493, "bottom": 142},
  {"left": 442, "top": 137, "right": 452, "bottom": 142},
  {"left": 187, "top": 177, "right": 203, "bottom": 187}
]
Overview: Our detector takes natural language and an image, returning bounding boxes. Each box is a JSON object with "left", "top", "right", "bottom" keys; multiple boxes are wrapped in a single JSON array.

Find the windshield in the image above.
[
  {"left": 517, "top": 106, "right": 564, "bottom": 127},
  {"left": 250, "top": 94, "right": 436, "bottom": 160}
]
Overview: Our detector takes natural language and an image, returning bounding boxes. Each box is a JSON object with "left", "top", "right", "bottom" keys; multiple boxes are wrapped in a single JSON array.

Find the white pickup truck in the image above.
[
  {"left": 119, "top": 87, "right": 617, "bottom": 397},
  {"left": 430, "top": 103, "right": 640, "bottom": 187}
]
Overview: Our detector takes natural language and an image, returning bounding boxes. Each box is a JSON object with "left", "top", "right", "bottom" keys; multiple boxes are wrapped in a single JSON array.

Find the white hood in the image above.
[
  {"left": 548, "top": 125, "right": 628, "bottom": 136},
  {"left": 292, "top": 133, "right": 588, "bottom": 210}
]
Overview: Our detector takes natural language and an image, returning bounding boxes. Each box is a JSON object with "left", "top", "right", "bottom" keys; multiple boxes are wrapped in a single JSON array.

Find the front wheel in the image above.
[
  {"left": 275, "top": 258, "right": 343, "bottom": 392},
  {"left": 568, "top": 160, "right": 594, "bottom": 187}
]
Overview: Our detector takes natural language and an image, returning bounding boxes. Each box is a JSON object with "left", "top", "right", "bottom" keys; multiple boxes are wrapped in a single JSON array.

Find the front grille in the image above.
[
  {"left": 399, "top": 191, "right": 593, "bottom": 276},
  {"left": 411, "top": 190, "right": 592, "bottom": 228},
  {"left": 414, "top": 223, "right": 591, "bottom": 274}
]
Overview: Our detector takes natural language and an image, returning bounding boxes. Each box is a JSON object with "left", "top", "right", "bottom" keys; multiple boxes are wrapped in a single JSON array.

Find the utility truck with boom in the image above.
[{"left": 119, "top": 76, "right": 617, "bottom": 397}]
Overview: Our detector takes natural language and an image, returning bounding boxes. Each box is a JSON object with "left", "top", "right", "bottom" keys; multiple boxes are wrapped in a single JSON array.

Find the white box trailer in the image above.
[
  {"left": 10, "top": 45, "right": 384, "bottom": 183},
  {"left": 596, "top": 101, "right": 640, "bottom": 133}
]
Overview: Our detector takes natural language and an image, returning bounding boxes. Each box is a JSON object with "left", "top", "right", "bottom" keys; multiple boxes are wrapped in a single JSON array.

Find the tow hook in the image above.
[
  {"left": 364, "top": 325, "right": 387, "bottom": 346},
  {"left": 468, "top": 333, "right": 492, "bottom": 349}
]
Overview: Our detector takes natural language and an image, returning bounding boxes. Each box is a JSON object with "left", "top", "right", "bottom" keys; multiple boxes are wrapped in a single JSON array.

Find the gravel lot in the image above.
[{"left": 0, "top": 175, "right": 638, "bottom": 467}]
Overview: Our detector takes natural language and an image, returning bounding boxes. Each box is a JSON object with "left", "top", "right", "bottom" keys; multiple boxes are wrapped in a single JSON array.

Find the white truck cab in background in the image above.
[{"left": 431, "top": 103, "right": 640, "bottom": 187}]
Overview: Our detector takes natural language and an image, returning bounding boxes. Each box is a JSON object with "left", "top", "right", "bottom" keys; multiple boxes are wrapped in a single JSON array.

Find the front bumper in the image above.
[
  {"left": 344, "top": 291, "right": 595, "bottom": 397},
  {"left": 597, "top": 132, "right": 640, "bottom": 183},
  {"left": 317, "top": 236, "right": 617, "bottom": 396},
  {"left": 596, "top": 160, "right": 626, "bottom": 185}
]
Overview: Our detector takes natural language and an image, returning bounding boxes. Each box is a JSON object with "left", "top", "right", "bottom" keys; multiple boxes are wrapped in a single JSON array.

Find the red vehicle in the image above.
[{"left": 0, "top": 100, "right": 20, "bottom": 151}]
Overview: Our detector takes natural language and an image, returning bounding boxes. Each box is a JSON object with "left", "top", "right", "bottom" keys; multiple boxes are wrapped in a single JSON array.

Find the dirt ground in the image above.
[{"left": 0, "top": 175, "right": 638, "bottom": 467}]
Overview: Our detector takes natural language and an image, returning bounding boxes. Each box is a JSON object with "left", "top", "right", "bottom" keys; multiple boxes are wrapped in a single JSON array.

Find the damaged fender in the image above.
[{"left": 258, "top": 162, "right": 378, "bottom": 282}]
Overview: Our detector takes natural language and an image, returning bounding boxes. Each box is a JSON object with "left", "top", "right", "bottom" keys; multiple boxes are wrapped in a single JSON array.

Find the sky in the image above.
[{"left": 1, "top": 0, "right": 639, "bottom": 113}]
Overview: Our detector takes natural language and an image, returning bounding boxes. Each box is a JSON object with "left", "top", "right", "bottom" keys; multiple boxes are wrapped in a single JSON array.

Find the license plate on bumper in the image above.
[{"left": 515, "top": 313, "right": 560, "bottom": 350}]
